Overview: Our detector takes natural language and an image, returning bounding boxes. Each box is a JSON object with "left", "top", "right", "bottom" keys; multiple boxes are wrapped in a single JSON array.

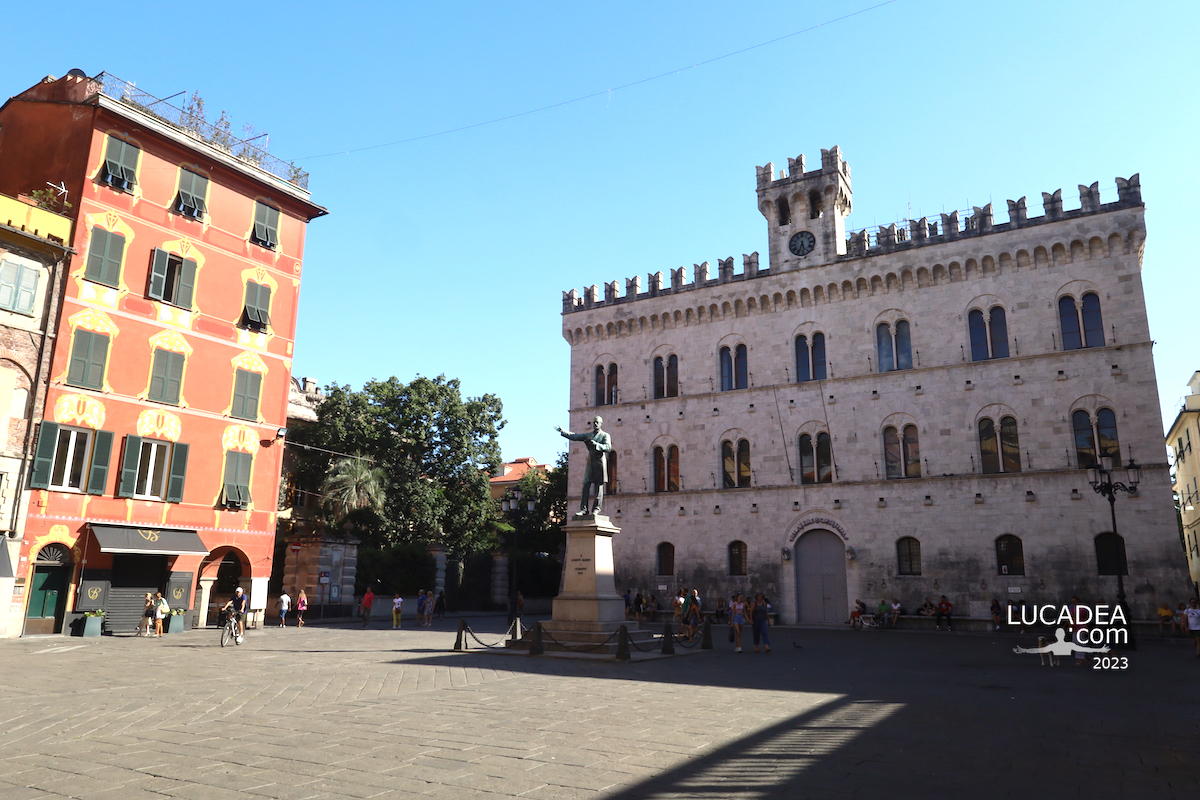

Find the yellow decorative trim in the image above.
[
  {"left": 173, "top": 164, "right": 213, "bottom": 233},
  {"left": 76, "top": 212, "right": 134, "bottom": 308},
  {"left": 159, "top": 236, "right": 206, "bottom": 320},
  {"left": 160, "top": 503, "right": 170, "bottom": 526},
  {"left": 80, "top": 496, "right": 91, "bottom": 518},
  {"left": 156, "top": 304, "right": 195, "bottom": 330},
  {"left": 237, "top": 328, "right": 270, "bottom": 350},
  {"left": 36, "top": 489, "right": 47, "bottom": 515},
  {"left": 222, "top": 424, "right": 260, "bottom": 455},
  {"left": 54, "top": 311, "right": 119, "bottom": 391},
  {"left": 125, "top": 499, "right": 134, "bottom": 522},
  {"left": 136, "top": 408, "right": 182, "bottom": 442},
  {"left": 231, "top": 351, "right": 268, "bottom": 374},
  {"left": 53, "top": 394, "right": 107, "bottom": 429}
]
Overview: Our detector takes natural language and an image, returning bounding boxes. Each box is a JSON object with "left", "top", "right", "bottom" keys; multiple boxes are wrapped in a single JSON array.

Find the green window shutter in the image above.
[
  {"left": 67, "top": 330, "right": 93, "bottom": 387},
  {"left": 231, "top": 369, "right": 249, "bottom": 419},
  {"left": 193, "top": 174, "right": 209, "bottom": 215},
  {"left": 86, "top": 228, "right": 110, "bottom": 282},
  {"left": 256, "top": 283, "right": 272, "bottom": 325},
  {"left": 87, "top": 430, "right": 114, "bottom": 495},
  {"left": 253, "top": 203, "right": 269, "bottom": 244},
  {"left": 164, "top": 352, "right": 184, "bottom": 404},
  {"left": 16, "top": 264, "right": 38, "bottom": 314},
  {"left": 84, "top": 333, "right": 109, "bottom": 390},
  {"left": 243, "top": 282, "right": 263, "bottom": 326},
  {"left": 176, "top": 259, "right": 197, "bottom": 308},
  {"left": 237, "top": 452, "right": 253, "bottom": 505},
  {"left": 116, "top": 435, "right": 143, "bottom": 498},
  {"left": 245, "top": 372, "right": 262, "bottom": 419},
  {"left": 103, "top": 232, "right": 125, "bottom": 286},
  {"left": 223, "top": 450, "right": 241, "bottom": 506},
  {"left": 103, "top": 138, "right": 125, "bottom": 185},
  {"left": 30, "top": 421, "right": 59, "bottom": 490},
  {"left": 165, "top": 442, "right": 188, "bottom": 503},
  {"left": 148, "top": 249, "right": 170, "bottom": 300},
  {"left": 119, "top": 141, "right": 139, "bottom": 186},
  {"left": 149, "top": 350, "right": 175, "bottom": 403},
  {"left": 265, "top": 206, "right": 280, "bottom": 246},
  {"left": 0, "top": 261, "right": 17, "bottom": 309}
]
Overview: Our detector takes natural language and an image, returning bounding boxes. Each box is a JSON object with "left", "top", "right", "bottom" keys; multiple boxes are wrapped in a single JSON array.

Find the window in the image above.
[
  {"left": 67, "top": 329, "right": 110, "bottom": 390},
  {"left": 722, "top": 438, "right": 751, "bottom": 488},
  {"left": 968, "top": 307, "right": 1009, "bottom": 361},
  {"left": 1073, "top": 408, "right": 1120, "bottom": 469},
  {"left": 653, "top": 354, "right": 679, "bottom": 399},
  {"left": 250, "top": 202, "right": 280, "bottom": 249},
  {"left": 85, "top": 228, "right": 125, "bottom": 287},
  {"left": 1059, "top": 293, "right": 1105, "bottom": 350},
  {"left": 594, "top": 362, "right": 617, "bottom": 406},
  {"left": 896, "top": 537, "right": 922, "bottom": 575},
  {"left": 996, "top": 535, "right": 1025, "bottom": 576},
  {"left": 653, "top": 445, "right": 679, "bottom": 492},
  {"left": 100, "top": 136, "right": 139, "bottom": 191},
  {"left": 241, "top": 281, "right": 272, "bottom": 332},
  {"left": 174, "top": 168, "right": 209, "bottom": 219},
  {"left": 809, "top": 190, "right": 823, "bottom": 219},
  {"left": 799, "top": 432, "right": 833, "bottom": 484},
  {"left": 116, "top": 435, "right": 188, "bottom": 502},
  {"left": 29, "top": 423, "right": 113, "bottom": 495},
  {"left": 147, "top": 249, "right": 197, "bottom": 308},
  {"left": 776, "top": 197, "right": 790, "bottom": 226},
  {"left": 719, "top": 344, "right": 748, "bottom": 391},
  {"left": 0, "top": 259, "right": 39, "bottom": 314},
  {"left": 883, "top": 424, "right": 920, "bottom": 479},
  {"left": 728, "top": 541, "right": 747, "bottom": 576},
  {"left": 1094, "top": 532, "right": 1128, "bottom": 576},
  {"left": 231, "top": 369, "right": 263, "bottom": 421},
  {"left": 795, "top": 333, "right": 827, "bottom": 382},
  {"left": 656, "top": 542, "right": 675, "bottom": 576},
  {"left": 978, "top": 416, "right": 1021, "bottom": 474},
  {"left": 876, "top": 321, "right": 912, "bottom": 372},
  {"left": 221, "top": 451, "right": 253, "bottom": 509},
  {"left": 148, "top": 349, "right": 185, "bottom": 405},
  {"left": 607, "top": 451, "right": 618, "bottom": 494}
]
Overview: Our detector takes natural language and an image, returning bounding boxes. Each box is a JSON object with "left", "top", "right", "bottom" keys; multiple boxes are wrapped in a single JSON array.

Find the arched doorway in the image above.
[
  {"left": 794, "top": 530, "right": 847, "bottom": 624},
  {"left": 199, "top": 548, "right": 249, "bottom": 626},
  {"left": 24, "top": 544, "right": 73, "bottom": 635}
]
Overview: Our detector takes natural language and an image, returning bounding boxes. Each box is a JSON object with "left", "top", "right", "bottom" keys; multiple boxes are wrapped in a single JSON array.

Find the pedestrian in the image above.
[
  {"left": 889, "top": 598, "right": 901, "bottom": 628},
  {"left": 138, "top": 592, "right": 154, "bottom": 636},
  {"left": 633, "top": 591, "right": 644, "bottom": 623},
  {"left": 849, "top": 599, "right": 866, "bottom": 629},
  {"left": 424, "top": 590, "right": 434, "bottom": 626},
  {"left": 990, "top": 598, "right": 1002, "bottom": 631},
  {"left": 296, "top": 590, "right": 307, "bottom": 627},
  {"left": 153, "top": 591, "right": 169, "bottom": 637},
  {"left": 278, "top": 589, "right": 291, "bottom": 628},
  {"left": 361, "top": 586, "right": 375, "bottom": 627},
  {"left": 917, "top": 597, "right": 935, "bottom": 617},
  {"left": 750, "top": 592, "right": 771, "bottom": 653},
  {"left": 674, "top": 591, "right": 685, "bottom": 634},
  {"left": 624, "top": 589, "right": 633, "bottom": 620},
  {"left": 1173, "top": 602, "right": 1187, "bottom": 635},
  {"left": 392, "top": 593, "right": 403, "bottom": 629},
  {"left": 935, "top": 595, "right": 952, "bottom": 631},
  {"left": 729, "top": 592, "right": 746, "bottom": 652},
  {"left": 645, "top": 594, "right": 658, "bottom": 620},
  {"left": 434, "top": 591, "right": 446, "bottom": 620},
  {"left": 685, "top": 589, "right": 703, "bottom": 642},
  {"left": 416, "top": 590, "right": 426, "bottom": 626},
  {"left": 1185, "top": 598, "right": 1200, "bottom": 658},
  {"left": 876, "top": 598, "right": 889, "bottom": 627}
]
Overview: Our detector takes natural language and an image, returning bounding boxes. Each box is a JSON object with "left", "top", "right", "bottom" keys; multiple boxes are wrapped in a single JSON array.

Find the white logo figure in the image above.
[{"left": 1012, "top": 627, "right": 1110, "bottom": 657}]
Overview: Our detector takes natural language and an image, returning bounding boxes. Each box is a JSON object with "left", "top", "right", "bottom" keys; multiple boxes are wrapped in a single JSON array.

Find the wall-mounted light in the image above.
[{"left": 781, "top": 547, "right": 792, "bottom": 561}]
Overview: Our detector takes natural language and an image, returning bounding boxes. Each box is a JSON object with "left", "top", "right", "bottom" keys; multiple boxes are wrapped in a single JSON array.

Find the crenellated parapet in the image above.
[{"left": 560, "top": 253, "right": 762, "bottom": 313}]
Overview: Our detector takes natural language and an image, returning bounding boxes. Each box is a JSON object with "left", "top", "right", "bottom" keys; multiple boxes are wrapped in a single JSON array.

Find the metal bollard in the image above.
[
  {"left": 616, "top": 624, "right": 630, "bottom": 661},
  {"left": 700, "top": 618, "right": 713, "bottom": 650},
  {"left": 661, "top": 622, "right": 675, "bottom": 655},
  {"left": 511, "top": 617, "right": 521, "bottom": 640},
  {"left": 529, "top": 622, "right": 544, "bottom": 656},
  {"left": 453, "top": 618, "right": 467, "bottom": 651}
]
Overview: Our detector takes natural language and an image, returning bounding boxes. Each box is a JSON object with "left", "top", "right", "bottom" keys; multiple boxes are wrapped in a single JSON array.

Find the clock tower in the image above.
[{"left": 755, "top": 146, "right": 852, "bottom": 270}]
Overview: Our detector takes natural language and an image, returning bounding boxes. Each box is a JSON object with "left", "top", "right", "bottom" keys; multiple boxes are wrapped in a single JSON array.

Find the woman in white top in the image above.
[{"left": 729, "top": 593, "right": 747, "bottom": 653}]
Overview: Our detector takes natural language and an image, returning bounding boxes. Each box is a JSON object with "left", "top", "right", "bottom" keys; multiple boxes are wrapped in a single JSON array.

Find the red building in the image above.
[{"left": 0, "top": 70, "right": 325, "bottom": 634}]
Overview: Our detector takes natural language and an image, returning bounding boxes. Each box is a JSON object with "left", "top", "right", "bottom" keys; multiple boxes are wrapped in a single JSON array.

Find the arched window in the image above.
[
  {"left": 728, "top": 541, "right": 747, "bottom": 576},
  {"left": 969, "top": 307, "right": 1010, "bottom": 361},
  {"left": 720, "top": 347, "right": 733, "bottom": 391},
  {"left": 968, "top": 310, "right": 989, "bottom": 362},
  {"left": 606, "top": 363, "right": 618, "bottom": 405},
  {"left": 722, "top": 439, "right": 751, "bottom": 488},
  {"left": 594, "top": 364, "right": 618, "bottom": 406},
  {"left": 996, "top": 535, "right": 1025, "bottom": 575},
  {"left": 809, "top": 190, "right": 823, "bottom": 219},
  {"left": 735, "top": 344, "right": 748, "bottom": 389},
  {"left": 653, "top": 445, "right": 679, "bottom": 493},
  {"left": 776, "top": 197, "right": 790, "bottom": 226},
  {"left": 656, "top": 542, "right": 675, "bottom": 576},
  {"left": 896, "top": 537, "right": 921, "bottom": 575},
  {"left": 653, "top": 355, "right": 679, "bottom": 399},
  {"left": 884, "top": 425, "right": 920, "bottom": 478},
  {"left": 795, "top": 333, "right": 826, "bottom": 382},
  {"left": 989, "top": 308, "right": 1009, "bottom": 358},
  {"left": 595, "top": 365, "right": 606, "bottom": 406},
  {"left": 876, "top": 321, "right": 912, "bottom": 372},
  {"left": 978, "top": 416, "right": 1021, "bottom": 474},
  {"left": 883, "top": 426, "right": 902, "bottom": 479},
  {"left": 1060, "top": 293, "right": 1105, "bottom": 351},
  {"left": 607, "top": 451, "right": 618, "bottom": 494},
  {"left": 1073, "top": 408, "right": 1120, "bottom": 469},
  {"left": 799, "top": 432, "right": 833, "bottom": 484},
  {"left": 1094, "top": 532, "right": 1127, "bottom": 576}
]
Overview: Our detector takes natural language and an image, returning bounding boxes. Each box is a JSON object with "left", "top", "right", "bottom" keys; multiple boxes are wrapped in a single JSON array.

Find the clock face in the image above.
[{"left": 789, "top": 230, "right": 817, "bottom": 257}]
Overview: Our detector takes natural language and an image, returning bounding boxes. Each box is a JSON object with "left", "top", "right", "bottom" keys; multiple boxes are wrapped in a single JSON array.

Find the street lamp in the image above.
[
  {"left": 501, "top": 488, "right": 536, "bottom": 624},
  {"left": 1087, "top": 455, "right": 1141, "bottom": 650}
]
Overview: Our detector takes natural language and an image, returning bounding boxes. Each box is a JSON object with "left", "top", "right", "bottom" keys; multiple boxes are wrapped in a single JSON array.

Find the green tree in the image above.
[{"left": 320, "top": 456, "right": 386, "bottom": 518}]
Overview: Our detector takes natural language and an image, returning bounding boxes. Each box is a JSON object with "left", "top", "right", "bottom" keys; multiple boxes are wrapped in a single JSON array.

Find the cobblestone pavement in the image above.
[{"left": 0, "top": 616, "right": 1195, "bottom": 800}]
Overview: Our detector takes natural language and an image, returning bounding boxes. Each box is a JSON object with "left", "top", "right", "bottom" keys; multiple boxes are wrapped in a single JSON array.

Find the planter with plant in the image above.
[
  {"left": 167, "top": 608, "right": 189, "bottom": 633},
  {"left": 82, "top": 609, "right": 104, "bottom": 637}
]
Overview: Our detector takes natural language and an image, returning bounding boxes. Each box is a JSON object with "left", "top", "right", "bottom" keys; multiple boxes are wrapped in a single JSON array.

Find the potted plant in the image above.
[
  {"left": 167, "top": 608, "right": 190, "bottom": 634},
  {"left": 82, "top": 609, "right": 104, "bottom": 637}
]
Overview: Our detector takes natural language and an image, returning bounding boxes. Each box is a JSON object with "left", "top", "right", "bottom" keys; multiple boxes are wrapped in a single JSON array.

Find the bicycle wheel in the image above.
[
  {"left": 220, "top": 622, "right": 232, "bottom": 647},
  {"left": 234, "top": 624, "right": 241, "bottom": 645}
]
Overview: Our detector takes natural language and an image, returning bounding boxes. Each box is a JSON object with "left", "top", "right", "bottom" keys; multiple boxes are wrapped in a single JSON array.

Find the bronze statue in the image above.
[{"left": 555, "top": 416, "right": 612, "bottom": 516}]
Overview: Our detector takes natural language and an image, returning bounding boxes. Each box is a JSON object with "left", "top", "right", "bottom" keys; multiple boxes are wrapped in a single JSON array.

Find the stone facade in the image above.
[
  {"left": 1167, "top": 372, "right": 1200, "bottom": 593},
  {"left": 560, "top": 146, "right": 1187, "bottom": 623}
]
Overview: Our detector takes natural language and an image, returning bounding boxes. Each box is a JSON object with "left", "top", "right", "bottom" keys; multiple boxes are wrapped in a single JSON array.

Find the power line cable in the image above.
[{"left": 297, "top": 1, "right": 898, "bottom": 160}]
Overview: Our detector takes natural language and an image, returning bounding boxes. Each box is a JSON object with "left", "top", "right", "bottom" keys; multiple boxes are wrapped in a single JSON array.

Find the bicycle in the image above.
[{"left": 219, "top": 609, "right": 242, "bottom": 647}]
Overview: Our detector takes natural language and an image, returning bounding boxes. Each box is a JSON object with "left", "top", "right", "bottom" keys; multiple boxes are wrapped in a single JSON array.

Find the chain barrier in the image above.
[
  {"left": 540, "top": 625, "right": 622, "bottom": 653},
  {"left": 464, "top": 619, "right": 519, "bottom": 649},
  {"left": 628, "top": 631, "right": 661, "bottom": 652}
]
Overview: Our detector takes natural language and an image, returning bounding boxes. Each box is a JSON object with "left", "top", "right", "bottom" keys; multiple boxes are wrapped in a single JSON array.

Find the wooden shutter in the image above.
[
  {"left": 165, "top": 442, "right": 188, "bottom": 503},
  {"left": 86, "top": 229, "right": 110, "bottom": 282},
  {"left": 223, "top": 450, "right": 241, "bottom": 506},
  {"left": 149, "top": 350, "right": 170, "bottom": 401},
  {"left": 117, "top": 435, "right": 143, "bottom": 498},
  {"left": 253, "top": 203, "right": 269, "bottom": 244},
  {"left": 16, "top": 264, "right": 38, "bottom": 314},
  {"left": 84, "top": 333, "right": 109, "bottom": 390},
  {"left": 243, "top": 282, "right": 261, "bottom": 325},
  {"left": 103, "top": 138, "right": 125, "bottom": 186},
  {"left": 192, "top": 174, "right": 208, "bottom": 215},
  {"left": 30, "top": 421, "right": 59, "bottom": 489},
  {"left": 118, "top": 141, "right": 139, "bottom": 185},
  {"left": 256, "top": 283, "right": 272, "bottom": 325},
  {"left": 244, "top": 372, "right": 262, "bottom": 419},
  {"left": 231, "top": 370, "right": 249, "bottom": 419},
  {"left": 236, "top": 452, "right": 253, "bottom": 504},
  {"left": 0, "top": 261, "right": 17, "bottom": 310},
  {"left": 67, "top": 330, "right": 93, "bottom": 387},
  {"left": 265, "top": 206, "right": 279, "bottom": 245},
  {"left": 148, "top": 249, "right": 170, "bottom": 300},
  {"left": 87, "top": 430, "right": 114, "bottom": 495},
  {"left": 176, "top": 259, "right": 197, "bottom": 308},
  {"left": 164, "top": 352, "right": 184, "bottom": 403}
]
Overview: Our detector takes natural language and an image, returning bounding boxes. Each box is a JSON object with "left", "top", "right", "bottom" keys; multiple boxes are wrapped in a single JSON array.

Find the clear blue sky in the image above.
[{"left": 8, "top": 1, "right": 1198, "bottom": 464}]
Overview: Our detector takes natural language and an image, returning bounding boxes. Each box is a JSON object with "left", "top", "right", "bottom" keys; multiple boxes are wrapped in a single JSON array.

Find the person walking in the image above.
[
  {"left": 1185, "top": 598, "right": 1200, "bottom": 658},
  {"left": 424, "top": 590, "right": 434, "bottom": 627},
  {"left": 278, "top": 590, "right": 291, "bottom": 628},
  {"left": 392, "top": 593, "right": 403, "bottom": 629},
  {"left": 685, "top": 589, "right": 703, "bottom": 642},
  {"left": 153, "top": 591, "right": 169, "bottom": 637},
  {"left": 434, "top": 591, "right": 446, "bottom": 620},
  {"left": 673, "top": 591, "right": 685, "bottom": 634},
  {"left": 729, "top": 592, "right": 746, "bottom": 652},
  {"left": 935, "top": 596, "right": 952, "bottom": 631},
  {"left": 138, "top": 592, "right": 154, "bottom": 636},
  {"left": 416, "top": 590, "right": 426, "bottom": 626},
  {"left": 750, "top": 592, "right": 771, "bottom": 653},
  {"left": 296, "top": 591, "right": 307, "bottom": 627},
  {"left": 361, "top": 587, "right": 375, "bottom": 628}
]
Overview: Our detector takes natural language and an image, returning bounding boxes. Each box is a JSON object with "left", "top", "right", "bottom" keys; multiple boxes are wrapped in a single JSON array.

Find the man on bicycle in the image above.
[{"left": 222, "top": 587, "right": 249, "bottom": 643}]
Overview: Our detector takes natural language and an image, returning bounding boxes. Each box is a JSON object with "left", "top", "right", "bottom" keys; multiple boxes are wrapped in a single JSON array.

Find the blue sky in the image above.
[{"left": 11, "top": 1, "right": 1199, "bottom": 464}]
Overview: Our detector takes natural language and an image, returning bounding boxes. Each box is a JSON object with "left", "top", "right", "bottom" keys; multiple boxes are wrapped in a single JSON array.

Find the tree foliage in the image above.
[{"left": 320, "top": 456, "right": 387, "bottom": 518}]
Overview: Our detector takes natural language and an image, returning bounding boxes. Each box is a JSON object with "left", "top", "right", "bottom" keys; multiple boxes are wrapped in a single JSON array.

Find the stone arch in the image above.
[
  {"left": 799, "top": 288, "right": 811, "bottom": 308},
  {"left": 746, "top": 297, "right": 758, "bottom": 315},
  {"left": 673, "top": 309, "right": 683, "bottom": 327},
  {"left": 1016, "top": 249, "right": 1031, "bottom": 269},
  {"left": 772, "top": 292, "right": 784, "bottom": 311},
  {"left": 1034, "top": 246, "right": 1049, "bottom": 268},
  {"left": 813, "top": 285, "right": 825, "bottom": 304},
  {"left": 710, "top": 304, "right": 721, "bottom": 321},
  {"left": 1108, "top": 232, "right": 1126, "bottom": 255},
  {"left": 948, "top": 262, "right": 962, "bottom": 282},
  {"left": 1088, "top": 236, "right": 1106, "bottom": 260},
  {"left": 721, "top": 301, "right": 732, "bottom": 319},
  {"left": 734, "top": 299, "right": 747, "bottom": 318},
  {"left": 1070, "top": 240, "right": 1086, "bottom": 261},
  {"left": 964, "top": 258, "right": 978, "bottom": 279},
  {"left": 885, "top": 272, "right": 899, "bottom": 292},
  {"left": 870, "top": 275, "right": 883, "bottom": 294},
  {"left": 931, "top": 265, "right": 946, "bottom": 285},
  {"left": 842, "top": 279, "right": 856, "bottom": 298},
  {"left": 1051, "top": 243, "right": 1068, "bottom": 266},
  {"left": 785, "top": 290, "right": 797, "bottom": 309},
  {"left": 916, "top": 267, "right": 930, "bottom": 288},
  {"left": 759, "top": 294, "right": 771, "bottom": 313},
  {"left": 982, "top": 255, "right": 996, "bottom": 275},
  {"left": 856, "top": 277, "right": 869, "bottom": 296},
  {"left": 901, "top": 269, "right": 915, "bottom": 289},
  {"left": 685, "top": 308, "right": 696, "bottom": 326},
  {"left": 827, "top": 283, "right": 839, "bottom": 302}
]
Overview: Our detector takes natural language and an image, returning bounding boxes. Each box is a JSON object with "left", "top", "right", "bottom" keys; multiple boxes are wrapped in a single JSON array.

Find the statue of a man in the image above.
[{"left": 555, "top": 416, "right": 612, "bottom": 516}]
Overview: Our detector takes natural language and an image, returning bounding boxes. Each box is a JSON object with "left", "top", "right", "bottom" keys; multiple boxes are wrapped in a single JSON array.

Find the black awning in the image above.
[{"left": 91, "top": 524, "right": 209, "bottom": 556}]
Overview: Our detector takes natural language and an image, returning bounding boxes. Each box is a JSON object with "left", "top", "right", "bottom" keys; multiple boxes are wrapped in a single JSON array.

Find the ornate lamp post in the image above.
[
  {"left": 501, "top": 488, "right": 536, "bottom": 623},
  {"left": 1087, "top": 455, "right": 1141, "bottom": 650}
]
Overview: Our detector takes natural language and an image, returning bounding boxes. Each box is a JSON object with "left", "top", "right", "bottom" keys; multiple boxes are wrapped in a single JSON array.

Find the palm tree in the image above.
[{"left": 321, "top": 456, "right": 387, "bottom": 518}]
